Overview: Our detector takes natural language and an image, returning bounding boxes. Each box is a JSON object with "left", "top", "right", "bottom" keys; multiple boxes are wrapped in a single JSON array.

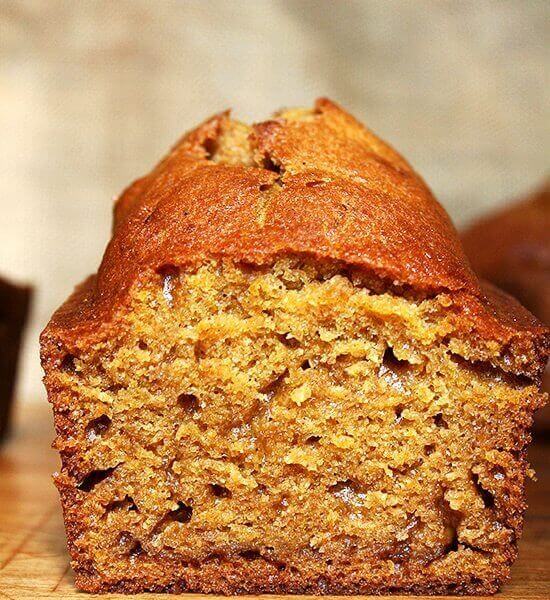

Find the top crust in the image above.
[{"left": 42, "top": 99, "right": 549, "bottom": 378}]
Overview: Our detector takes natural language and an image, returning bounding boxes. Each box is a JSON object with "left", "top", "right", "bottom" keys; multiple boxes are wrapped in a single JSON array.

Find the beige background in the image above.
[{"left": 1, "top": 0, "right": 548, "bottom": 401}]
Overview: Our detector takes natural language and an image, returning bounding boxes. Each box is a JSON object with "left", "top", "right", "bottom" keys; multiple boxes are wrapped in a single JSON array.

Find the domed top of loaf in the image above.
[{"left": 43, "top": 99, "right": 548, "bottom": 378}]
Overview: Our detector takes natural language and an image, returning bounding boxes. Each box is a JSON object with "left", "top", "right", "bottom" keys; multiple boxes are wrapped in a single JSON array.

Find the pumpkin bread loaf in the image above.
[{"left": 41, "top": 99, "right": 548, "bottom": 595}]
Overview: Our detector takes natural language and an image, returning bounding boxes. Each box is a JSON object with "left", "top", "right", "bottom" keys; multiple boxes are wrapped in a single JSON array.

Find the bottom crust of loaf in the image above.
[{"left": 73, "top": 561, "right": 505, "bottom": 596}]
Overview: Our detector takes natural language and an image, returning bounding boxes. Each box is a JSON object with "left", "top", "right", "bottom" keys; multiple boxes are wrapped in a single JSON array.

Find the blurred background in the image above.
[{"left": 1, "top": 0, "right": 549, "bottom": 402}]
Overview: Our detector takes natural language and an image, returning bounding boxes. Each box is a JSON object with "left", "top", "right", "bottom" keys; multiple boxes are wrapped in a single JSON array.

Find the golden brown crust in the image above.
[{"left": 42, "top": 99, "right": 548, "bottom": 379}]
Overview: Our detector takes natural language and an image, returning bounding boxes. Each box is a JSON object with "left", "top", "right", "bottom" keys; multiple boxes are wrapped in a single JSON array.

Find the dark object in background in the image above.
[
  {"left": 462, "top": 181, "right": 549, "bottom": 325},
  {"left": 0, "top": 276, "right": 32, "bottom": 441},
  {"left": 462, "top": 181, "right": 550, "bottom": 429}
]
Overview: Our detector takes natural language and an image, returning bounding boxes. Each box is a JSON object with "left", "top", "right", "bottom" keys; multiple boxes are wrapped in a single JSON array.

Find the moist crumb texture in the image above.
[
  {"left": 46, "top": 260, "right": 544, "bottom": 594},
  {"left": 41, "top": 99, "right": 548, "bottom": 595}
]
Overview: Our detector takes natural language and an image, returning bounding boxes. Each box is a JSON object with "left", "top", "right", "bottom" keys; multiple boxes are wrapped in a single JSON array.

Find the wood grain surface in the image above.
[{"left": 0, "top": 403, "right": 548, "bottom": 599}]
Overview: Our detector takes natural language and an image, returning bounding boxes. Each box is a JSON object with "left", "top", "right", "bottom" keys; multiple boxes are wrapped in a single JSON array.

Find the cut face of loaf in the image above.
[{"left": 46, "top": 259, "right": 544, "bottom": 594}]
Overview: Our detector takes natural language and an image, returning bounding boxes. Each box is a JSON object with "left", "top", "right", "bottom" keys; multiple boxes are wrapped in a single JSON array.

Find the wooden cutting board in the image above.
[{"left": 1, "top": 403, "right": 548, "bottom": 600}]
